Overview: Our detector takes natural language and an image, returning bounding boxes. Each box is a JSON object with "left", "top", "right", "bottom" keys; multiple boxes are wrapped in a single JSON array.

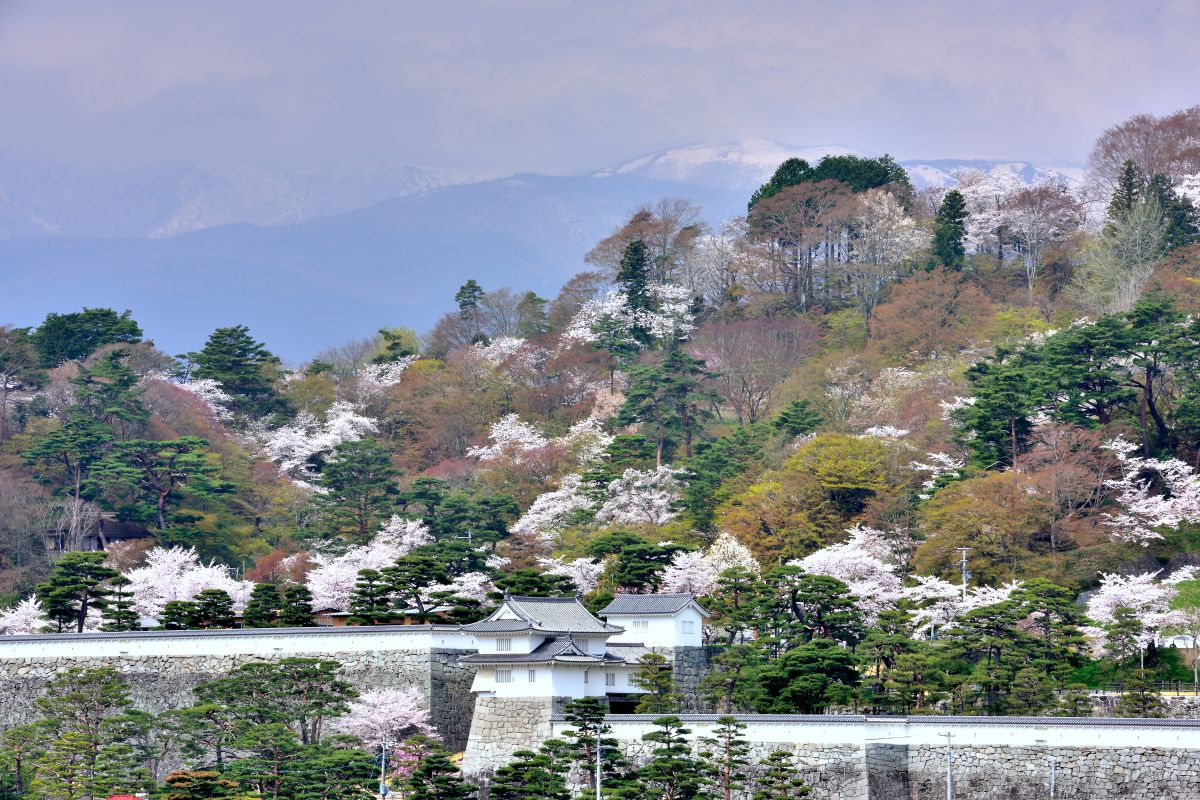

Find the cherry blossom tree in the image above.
[
  {"left": 903, "top": 574, "right": 1020, "bottom": 639},
  {"left": 847, "top": 189, "right": 930, "bottom": 330},
  {"left": 1083, "top": 568, "right": 1194, "bottom": 660},
  {"left": 123, "top": 546, "right": 253, "bottom": 618},
  {"left": 306, "top": 517, "right": 433, "bottom": 612},
  {"left": 536, "top": 556, "right": 605, "bottom": 595},
  {"left": 0, "top": 596, "right": 45, "bottom": 635},
  {"left": 262, "top": 400, "right": 378, "bottom": 483},
  {"left": 510, "top": 474, "right": 595, "bottom": 545},
  {"left": 908, "top": 452, "right": 966, "bottom": 499},
  {"left": 358, "top": 356, "right": 419, "bottom": 393},
  {"left": 172, "top": 378, "right": 235, "bottom": 422},
  {"left": 562, "top": 286, "right": 696, "bottom": 348},
  {"left": 1103, "top": 437, "right": 1200, "bottom": 544},
  {"left": 704, "top": 532, "right": 760, "bottom": 575},
  {"left": 334, "top": 688, "right": 433, "bottom": 749},
  {"left": 793, "top": 525, "right": 903, "bottom": 620},
  {"left": 660, "top": 550, "right": 719, "bottom": 595},
  {"left": 595, "top": 467, "right": 682, "bottom": 526},
  {"left": 467, "top": 414, "right": 549, "bottom": 463}
]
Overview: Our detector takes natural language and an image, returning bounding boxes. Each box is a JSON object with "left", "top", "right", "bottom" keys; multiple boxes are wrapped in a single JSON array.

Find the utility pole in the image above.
[
  {"left": 595, "top": 721, "right": 602, "bottom": 800},
  {"left": 942, "top": 732, "right": 953, "bottom": 800},
  {"left": 1049, "top": 755, "right": 1058, "bottom": 799},
  {"left": 379, "top": 736, "right": 390, "bottom": 798},
  {"left": 956, "top": 548, "right": 970, "bottom": 601}
]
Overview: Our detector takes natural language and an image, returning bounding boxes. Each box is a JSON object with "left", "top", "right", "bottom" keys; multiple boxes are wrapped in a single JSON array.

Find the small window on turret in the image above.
[
  {"left": 497, "top": 637, "right": 512, "bottom": 651},
  {"left": 496, "top": 669, "right": 512, "bottom": 684}
]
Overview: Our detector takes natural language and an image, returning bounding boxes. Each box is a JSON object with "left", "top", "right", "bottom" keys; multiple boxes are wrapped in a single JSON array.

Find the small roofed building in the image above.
[
  {"left": 599, "top": 592, "right": 709, "bottom": 648},
  {"left": 459, "top": 594, "right": 645, "bottom": 699}
]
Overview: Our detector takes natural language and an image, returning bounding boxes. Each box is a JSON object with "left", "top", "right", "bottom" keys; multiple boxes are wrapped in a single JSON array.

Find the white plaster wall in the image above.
[
  {"left": 475, "top": 633, "right": 539, "bottom": 654},
  {"left": 554, "top": 716, "right": 1200, "bottom": 751},
  {"left": 471, "top": 663, "right": 643, "bottom": 698},
  {"left": 605, "top": 608, "right": 704, "bottom": 647},
  {"left": 0, "top": 626, "right": 475, "bottom": 659}
]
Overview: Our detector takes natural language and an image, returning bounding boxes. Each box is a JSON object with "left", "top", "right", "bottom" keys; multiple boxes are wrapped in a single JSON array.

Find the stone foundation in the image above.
[
  {"left": 0, "top": 648, "right": 478, "bottom": 752},
  {"left": 462, "top": 695, "right": 567, "bottom": 779}
]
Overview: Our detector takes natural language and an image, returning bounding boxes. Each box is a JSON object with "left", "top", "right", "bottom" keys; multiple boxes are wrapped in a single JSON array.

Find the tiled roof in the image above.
[
  {"left": 461, "top": 636, "right": 607, "bottom": 664},
  {"left": 606, "top": 642, "right": 654, "bottom": 662},
  {"left": 460, "top": 619, "right": 536, "bottom": 633},
  {"left": 598, "top": 593, "right": 708, "bottom": 617},
  {"left": 504, "top": 595, "right": 622, "bottom": 634}
]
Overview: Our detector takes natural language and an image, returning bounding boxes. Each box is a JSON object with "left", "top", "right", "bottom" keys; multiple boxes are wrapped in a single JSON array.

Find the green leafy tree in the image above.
[
  {"left": 192, "top": 589, "right": 236, "bottom": 629},
  {"left": 32, "top": 308, "right": 142, "bottom": 368},
  {"left": 183, "top": 325, "right": 289, "bottom": 419},
  {"left": 620, "top": 716, "right": 708, "bottom": 800},
  {"left": 750, "top": 751, "right": 811, "bottom": 800},
  {"left": 1107, "top": 160, "right": 1144, "bottom": 220},
  {"left": 279, "top": 585, "right": 315, "bottom": 627},
  {"left": 455, "top": 279, "right": 486, "bottom": 341},
  {"left": 371, "top": 327, "right": 419, "bottom": 362},
  {"left": 162, "top": 769, "right": 241, "bottom": 800},
  {"left": 70, "top": 349, "right": 147, "bottom": 439},
  {"left": 748, "top": 158, "right": 815, "bottom": 210},
  {"left": 160, "top": 600, "right": 200, "bottom": 630},
  {"left": 405, "top": 741, "right": 475, "bottom": 800},
  {"left": 699, "top": 716, "right": 751, "bottom": 800},
  {"left": 0, "top": 325, "right": 46, "bottom": 441},
  {"left": 931, "top": 189, "right": 968, "bottom": 270},
  {"left": 94, "top": 436, "right": 218, "bottom": 530},
  {"left": 699, "top": 644, "right": 762, "bottom": 714},
  {"left": 633, "top": 653, "right": 681, "bottom": 713},
  {"left": 348, "top": 569, "right": 394, "bottom": 625},
  {"left": 35, "top": 552, "right": 117, "bottom": 632},
  {"left": 489, "top": 749, "right": 570, "bottom": 800},
  {"left": 1006, "top": 666, "right": 1056, "bottom": 715},
  {"left": 773, "top": 400, "right": 822, "bottom": 438},
  {"left": 682, "top": 426, "right": 768, "bottom": 531},
  {"left": 752, "top": 639, "right": 860, "bottom": 714},
  {"left": 491, "top": 568, "right": 577, "bottom": 598},
  {"left": 243, "top": 583, "right": 283, "bottom": 628},
  {"left": 102, "top": 574, "right": 141, "bottom": 631},
  {"left": 23, "top": 414, "right": 113, "bottom": 525},
  {"left": 1115, "top": 670, "right": 1166, "bottom": 718},
  {"left": 516, "top": 291, "right": 550, "bottom": 339},
  {"left": 316, "top": 438, "right": 399, "bottom": 543}
]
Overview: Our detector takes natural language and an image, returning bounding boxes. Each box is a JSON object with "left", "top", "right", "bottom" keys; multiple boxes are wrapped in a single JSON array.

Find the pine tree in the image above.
[
  {"left": 35, "top": 552, "right": 117, "bottom": 633},
  {"left": 559, "top": 697, "right": 627, "bottom": 795},
  {"left": 455, "top": 279, "right": 485, "bottom": 341},
  {"left": 931, "top": 190, "right": 968, "bottom": 270},
  {"left": 772, "top": 399, "right": 823, "bottom": 438},
  {"left": 101, "top": 575, "right": 141, "bottom": 631},
  {"left": 699, "top": 716, "right": 751, "bottom": 800},
  {"left": 31, "top": 307, "right": 142, "bottom": 368},
  {"left": 616, "top": 239, "right": 654, "bottom": 315},
  {"left": 751, "top": 751, "right": 811, "bottom": 800},
  {"left": 183, "top": 325, "right": 288, "bottom": 419},
  {"left": 316, "top": 438, "right": 400, "bottom": 543},
  {"left": 348, "top": 569, "right": 393, "bottom": 625},
  {"left": 192, "top": 589, "right": 235, "bottom": 629},
  {"left": 1107, "top": 160, "right": 1144, "bottom": 221},
  {"left": 1006, "top": 666, "right": 1056, "bottom": 715},
  {"left": 406, "top": 745, "right": 475, "bottom": 800},
  {"left": 279, "top": 585, "right": 315, "bottom": 627},
  {"left": 242, "top": 583, "right": 283, "bottom": 628},
  {"left": 617, "top": 348, "right": 715, "bottom": 465},
  {"left": 160, "top": 600, "right": 200, "bottom": 630},
  {"left": 621, "top": 716, "right": 707, "bottom": 800},
  {"left": 93, "top": 436, "right": 218, "bottom": 530},
  {"left": 1146, "top": 172, "right": 1200, "bottom": 251},
  {"left": 70, "top": 349, "right": 147, "bottom": 439},
  {"left": 632, "top": 653, "right": 681, "bottom": 713},
  {"left": 488, "top": 749, "right": 570, "bottom": 800},
  {"left": 161, "top": 769, "right": 241, "bottom": 800},
  {"left": 1056, "top": 684, "right": 1093, "bottom": 717},
  {"left": 1115, "top": 670, "right": 1165, "bottom": 718},
  {"left": 516, "top": 291, "right": 549, "bottom": 338}
]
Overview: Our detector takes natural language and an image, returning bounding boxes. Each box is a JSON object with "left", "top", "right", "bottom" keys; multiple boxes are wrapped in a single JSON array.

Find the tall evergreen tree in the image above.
[
  {"left": 620, "top": 716, "right": 708, "bottom": 800},
  {"left": 348, "top": 569, "right": 393, "bottom": 625},
  {"left": 192, "top": 589, "right": 235, "bottom": 629},
  {"left": 32, "top": 308, "right": 142, "bottom": 368},
  {"left": 183, "top": 325, "right": 288, "bottom": 419},
  {"left": 699, "top": 716, "right": 752, "bottom": 800},
  {"left": 316, "top": 438, "right": 399, "bottom": 543},
  {"left": 931, "top": 190, "right": 968, "bottom": 269},
  {"left": 616, "top": 240, "right": 653, "bottom": 313},
  {"left": 101, "top": 574, "right": 141, "bottom": 632},
  {"left": 1114, "top": 670, "right": 1166, "bottom": 718},
  {"left": 405, "top": 743, "right": 475, "bottom": 800},
  {"left": 35, "top": 552, "right": 117, "bottom": 633},
  {"left": 0, "top": 325, "right": 46, "bottom": 441},
  {"left": 516, "top": 291, "right": 550, "bottom": 338},
  {"left": 1107, "top": 160, "right": 1144, "bottom": 221},
  {"left": 455, "top": 279, "right": 485, "bottom": 341},
  {"left": 632, "top": 653, "right": 681, "bottom": 713},
  {"left": 93, "top": 436, "right": 218, "bottom": 530},
  {"left": 70, "top": 349, "right": 147, "bottom": 439},
  {"left": 242, "top": 583, "right": 283, "bottom": 628},
  {"left": 750, "top": 751, "right": 811, "bottom": 800},
  {"left": 279, "top": 585, "right": 316, "bottom": 627}
]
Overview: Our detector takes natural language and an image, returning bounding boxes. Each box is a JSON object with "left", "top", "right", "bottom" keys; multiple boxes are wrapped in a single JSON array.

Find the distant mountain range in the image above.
[{"left": 0, "top": 140, "right": 1087, "bottom": 361}]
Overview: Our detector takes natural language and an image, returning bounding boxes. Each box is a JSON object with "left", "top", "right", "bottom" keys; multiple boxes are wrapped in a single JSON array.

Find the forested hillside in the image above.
[{"left": 4, "top": 104, "right": 1200, "bottom": 713}]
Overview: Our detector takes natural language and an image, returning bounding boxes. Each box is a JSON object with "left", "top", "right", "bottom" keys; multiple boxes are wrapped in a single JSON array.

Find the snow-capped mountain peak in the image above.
[{"left": 600, "top": 138, "right": 865, "bottom": 188}]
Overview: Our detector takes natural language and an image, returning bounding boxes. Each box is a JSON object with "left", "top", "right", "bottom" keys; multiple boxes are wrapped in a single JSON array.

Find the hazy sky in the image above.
[{"left": 3, "top": 0, "right": 1199, "bottom": 174}]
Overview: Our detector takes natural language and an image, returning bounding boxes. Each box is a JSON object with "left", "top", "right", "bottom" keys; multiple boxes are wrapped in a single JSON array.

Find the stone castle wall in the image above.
[
  {"left": 0, "top": 645, "right": 477, "bottom": 752},
  {"left": 544, "top": 715, "right": 1200, "bottom": 800}
]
